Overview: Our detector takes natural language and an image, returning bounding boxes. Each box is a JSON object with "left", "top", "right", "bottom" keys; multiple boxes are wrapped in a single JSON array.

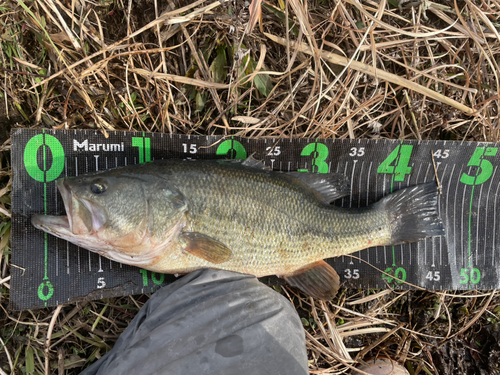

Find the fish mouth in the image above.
[
  {"left": 32, "top": 213, "right": 72, "bottom": 236},
  {"left": 31, "top": 179, "right": 106, "bottom": 236},
  {"left": 58, "top": 179, "right": 74, "bottom": 231}
]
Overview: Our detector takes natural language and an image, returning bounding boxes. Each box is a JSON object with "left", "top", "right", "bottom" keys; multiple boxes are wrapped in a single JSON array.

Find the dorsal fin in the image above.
[
  {"left": 222, "top": 156, "right": 350, "bottom": 202},
  {"left": 241, "top": 154, "right": 271, "bottom": 170},
  {"left": 217, "top": 155, "right": 271, "bottom": 171},
  {"left": 288, "top": 172, "right": 350, "bottom": 203}
]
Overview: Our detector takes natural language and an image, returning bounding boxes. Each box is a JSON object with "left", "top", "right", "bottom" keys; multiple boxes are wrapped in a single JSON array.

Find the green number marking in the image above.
[
  {"left": 381, "top": 267, "right": 407, "bottom": 284},
  {"left": 459, "top": 268, "right": 481, "bottom": 284},
  {"left": 37, "top": 280, "right": 54, "bottom": 301},
  {"left": 460, "top": 147, "right": 498, "bottom": 186},
  {"left": 140, "top": 269, "right": 165, "bottom": 287},
  {"left": 132, "top": 136, "right": 152, "bottom": 163},
  {"left": 151, "top": 272, "right": 165, "bottom": 285},
  {"left": 24, "top": 134, "right": 65, "bottom": 182},
  {"left": 377, "top": 144, "right": 413, "bottom": 268},
  {"left": 298, "top": 142, "right": 329, "bottom": 173},
  {"left": 459, "top": 268, "right": 468, "bottom": 284},
  {"left": 460, "top": 147, "right": 498, "bottom": 269},
  {"left": 471, "top": 268, "right": 481, "bottom": 284},
  {"left": 140, "top": 269, "right": 149, "bottom": 287},
  {"left": 377, "top": 144, "right": 413, "bottom": 182},
  {"left": 25, "top": 132, "right": 65, "bottom": 304},
  {"left": 216, "top": 139, "right": 247, "bottom": 159},
  {"left": 381, "top": 267, "right": 393, "bottom": 283}
]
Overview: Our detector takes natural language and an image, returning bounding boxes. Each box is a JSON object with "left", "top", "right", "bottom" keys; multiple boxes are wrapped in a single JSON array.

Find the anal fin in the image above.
[
  {"left": 179, "top": 232, "right": 233, "bottom": 264},
  {"left": 284, "top": 260, "right": 340, "bottom": 300}
]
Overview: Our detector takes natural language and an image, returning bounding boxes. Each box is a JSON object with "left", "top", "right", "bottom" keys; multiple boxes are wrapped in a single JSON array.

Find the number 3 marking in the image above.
[{"left": 299, "top": 143, "right": 329, "bottom": 173}]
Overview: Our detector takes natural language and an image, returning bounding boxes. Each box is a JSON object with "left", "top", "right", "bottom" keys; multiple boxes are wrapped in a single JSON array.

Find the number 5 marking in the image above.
[{"left": 460, "top": 147, "right": 498, "bottom": 185}]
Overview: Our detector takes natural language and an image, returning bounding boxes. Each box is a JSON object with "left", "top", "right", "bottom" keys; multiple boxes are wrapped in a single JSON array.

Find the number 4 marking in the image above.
[{"left": 377, "top": 144, "right": 413, "bottom": 182}]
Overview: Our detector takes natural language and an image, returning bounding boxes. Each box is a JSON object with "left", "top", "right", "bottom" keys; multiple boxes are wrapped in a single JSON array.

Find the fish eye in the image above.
[{"left": 90, "top": 179, "right": 107, "bottom": 194}]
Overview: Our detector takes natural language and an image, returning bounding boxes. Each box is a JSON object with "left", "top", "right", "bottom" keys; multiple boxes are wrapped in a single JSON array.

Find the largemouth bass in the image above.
[{"left": 32, "top": 157, "right": 445, "bottom": 299}]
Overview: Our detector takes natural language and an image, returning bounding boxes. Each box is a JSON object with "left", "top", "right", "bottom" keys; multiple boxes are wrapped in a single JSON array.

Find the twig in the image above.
[
  {"left": 431, "top": 150, "right": 442, "bottom": 194},
  {"left": 45, "top": 305, "right": 63, "bottom": 375},
  {"left": 441, "top": 290, "right": 497, "bottom": 343},
  {"left": 265, "top": 33, "right": 474, "bottom": 114},
  {"left": 0, "top": 337, "right": 13, "bottom": 373},
  {"left": 31, "top": 0, "right": 231, "bottom": 90}
]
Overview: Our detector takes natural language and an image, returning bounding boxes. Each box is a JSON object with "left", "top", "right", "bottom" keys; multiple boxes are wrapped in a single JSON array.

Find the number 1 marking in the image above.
[
  {"left": 140, "top": 269, "right": 166, "bottom": 288},
  {"left": 132, "top": 136, "right": 152, "bottom": 163}
]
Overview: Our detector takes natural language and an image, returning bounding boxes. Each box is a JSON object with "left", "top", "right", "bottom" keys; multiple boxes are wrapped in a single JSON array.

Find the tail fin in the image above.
[{"left": 377, "top": 182, "right": 445, "bottom": 244}]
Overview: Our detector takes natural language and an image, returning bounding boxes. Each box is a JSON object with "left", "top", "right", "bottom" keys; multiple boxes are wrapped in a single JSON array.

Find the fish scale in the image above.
[
  {"left": 33, "top": 158, "right": 444, "bottom": 299},
  {"left": 158, "top": 162, "right": 369, "bottom": 273}
]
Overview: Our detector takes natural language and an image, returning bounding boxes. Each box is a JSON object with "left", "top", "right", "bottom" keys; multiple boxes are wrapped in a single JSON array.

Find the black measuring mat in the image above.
[{"left": 10, "top": 129, "right": 500, "bottom": 310}]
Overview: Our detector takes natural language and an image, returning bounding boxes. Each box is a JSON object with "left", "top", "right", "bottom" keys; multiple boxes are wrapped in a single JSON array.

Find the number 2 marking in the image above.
[{"left": 216, "top": 139, "right": 247, "bottom": 159}]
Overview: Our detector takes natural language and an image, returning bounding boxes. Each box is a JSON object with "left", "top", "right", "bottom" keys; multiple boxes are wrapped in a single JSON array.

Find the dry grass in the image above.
[{"left": 1, "top": 0, "right": 500, "bottom": 373}]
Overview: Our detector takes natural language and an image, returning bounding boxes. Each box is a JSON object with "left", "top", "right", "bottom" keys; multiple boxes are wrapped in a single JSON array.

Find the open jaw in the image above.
[
  {"left": 31, "top": 178, "right": 103, "bottom": 237},
  {"left": 31, "top": 212, "right": 125, "bottom": 262},
  {"left": 31, "top": 214, "right": 71, "bottom": 237},
  {"left": 57, "top": 179, "right": 77, "bottom": 233},
  {"left": 30, "top": 179, "right": 154, "bottom": 266},
  {"left": 31, "top": 212, "right": 170, "bottom": 267},
  {"left": 29, "top": 179, "right": 72, "bottom": 235},
  {"left": 31, "top": 179, "right": 77, "bottom": 236},
  {"left": 31, "top": 200, "right": 118, "bottom": 260}
]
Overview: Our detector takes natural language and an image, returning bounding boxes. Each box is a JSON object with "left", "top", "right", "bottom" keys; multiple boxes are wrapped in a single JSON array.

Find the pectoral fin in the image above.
[
  {"left": 284, "top": 260, "right": 340, "bottom": 300},
  {"left": 179, "top": 232, "right": 233, "bottom": 264}
]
